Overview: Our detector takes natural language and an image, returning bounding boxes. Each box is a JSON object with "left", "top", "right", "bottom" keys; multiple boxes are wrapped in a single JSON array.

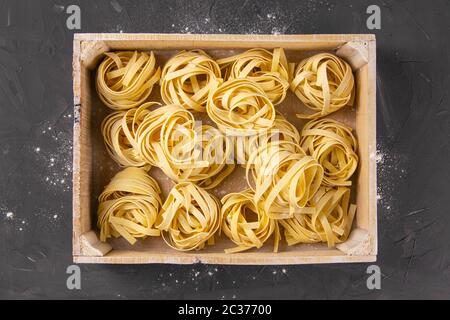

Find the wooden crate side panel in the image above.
[
  {"left": 74, "top": 249, "right": 376, "bottom": 265},
  {"left": 72, "top": 38, "right": 82, "bottom": 256},
  {"left": 75, "top": 33, "right": 375, "bottom": 51},
  {"left": 355, "top": 64, "right": 370, "bottom": 230},
  {"left": 73, "top": 41, "right": 95, "bottom": 258},
  {"left": 367, "top": 39, "right": 377, "bottom": 255},
  {"left": 353, "top": 39, "right": 377, "bottom": 256}
]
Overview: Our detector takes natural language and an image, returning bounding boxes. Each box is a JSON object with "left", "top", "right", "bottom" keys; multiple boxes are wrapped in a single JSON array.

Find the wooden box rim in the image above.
[{"left": 72, "top": 33, "right": 377, "bottom": 265}]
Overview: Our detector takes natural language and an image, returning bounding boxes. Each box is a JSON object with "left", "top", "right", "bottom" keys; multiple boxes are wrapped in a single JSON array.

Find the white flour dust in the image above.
[
  {"left": 2, "top": 211, "right": 14, "bottom": 220},
  {"left": 376, "top": 144, "right": 408, "bottom": 220},
  {"left": 34, "top": 121, "right": 73, "bottom": 194},
  {"left": 169, "top": 1, "right": 328, "bottom": 35}
]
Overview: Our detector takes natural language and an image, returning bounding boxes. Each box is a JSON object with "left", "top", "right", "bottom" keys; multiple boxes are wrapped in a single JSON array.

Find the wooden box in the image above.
[{"left": 72, "top": 34, "right": 377, "bottom": 264}]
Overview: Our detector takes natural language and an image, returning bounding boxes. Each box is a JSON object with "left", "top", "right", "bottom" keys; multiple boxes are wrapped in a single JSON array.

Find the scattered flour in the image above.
[
  {"left": 34, "top": 119, "right": 73, "bottom": 194},
  {"left": 4, "top": 211, "right": 14, "bottom": 219},
  {"left": 376, "top": 143, "right": 408, "bottom": 219},
  {"left": 169, "top": 1, "right": 329, "bottom": 35}
]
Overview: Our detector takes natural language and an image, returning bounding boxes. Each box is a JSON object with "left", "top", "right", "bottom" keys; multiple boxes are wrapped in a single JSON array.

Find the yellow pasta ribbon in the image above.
[
  {"left": 301, "top": 118, "right": 358, "bottom": 186},
  {"left": 157, "top": 182, "right": 221, "bottom": 251},
  {"left": 97, "top": 167, "right": 162, "bottom": 245},
  {"left": 135, "top": 104, "right": 194, "bottom": 166},
  {"left": 135, "top": 104, "right": 234, "bottom": 188},
  {"left": 279, "top": 186, "right": 357, "bottom": 248},
  {"left": 96, "top": 51, "right": 161, "bottom": 110},
  {"left": 290, "top": 53, "right": 355, "bottom": 119},
  {"left": 207, "top": 78, "right": 276, "bottom": 135},
  {"left": 101, "top": 102, "right": 159, "bottom": 167},
  {"left": 218, "top": 48, "right": 289, "bottom": 105},
  {"left": 235, "top": 113, "right": 300, "bottom": 166},
  {"left": 160, "top": 50, "right": 222, "bottom": 112},
  {"left": 184, "top": 124, "right": 235, "bottom": 189},
  {"left": 246, "top": 141, "right": 323, "bottom": 219},
  {"left": 221, "top": 189, "right": 279, "bottom": 253}
]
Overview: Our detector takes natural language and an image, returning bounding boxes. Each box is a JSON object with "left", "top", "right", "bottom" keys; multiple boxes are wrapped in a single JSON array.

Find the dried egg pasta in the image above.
[
  {"left": 157, "top": 182, "right": 221, "bottom": 251},
  {"left": 101, "top": 102, "right": 159, "bottom": 167},
  {"left": 235, "top": 113, "right": 301, "bottom": 166},
  {"left": 301, "top": 118, "right": 358, "bottom": 186},
  {"left": 207, "top": 79, "right": 275, "bottom": 135},
  {"left": 221, "top": 189, "right": 279, "bottom": 253},
  {"left": 279, "top": 186, "right": 356, "bottom": 247},
  {"left": 246, "top": 141, "right": 323, "bottom": 219},
  {"left": 96, "top": 51, "right": 161, "bottom": 110},
  {"left": 218, "top": 48, "right": 289, "bottom": 105},
  {"left": 135, "top": 104, "right": 234, "bottom": 188},
  {"left": 160, "top": 50, "right": 222, "bottom": 112},
  {"left": 290, "top": 53, "right": 355, "bottom": 119},
  {"left": 97, "top": 167, "right": 162, "bottom": 245}
]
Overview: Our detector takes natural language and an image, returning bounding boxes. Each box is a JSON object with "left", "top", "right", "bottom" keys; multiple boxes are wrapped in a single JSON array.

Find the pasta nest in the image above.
[
  {"left": 177, "top": 124, "right": 235, "bottom": 189},
  {"left": 157, "top": 182, "right": 221, "bottom": 251},
  {"left": 234, "top": 113, "right": 301, "bottom": 166},
  {"left": 290, "top": 53, "right": 355, "bottom": 119},
  {"left": 218, "top": 48, "right": 289, "bottom": 105},
  {"left": 97, "top": 167, "right": 162, "bottom": 245},
  {"left": 246, "top": 141, "right": 323, "bottom": 219},
  {"left": 279, "top": 186, "right": 357, "bottom": 247},
  {"left": 207, "top": 78, "right": 276, "bottom": 135},
  {"left": 160, "top": 50, "right": 222, "bottom": 112},
  {"left": 300, "top": 118, "right": 358, "bottom": 186},
  {"left": 135, "top": 104, "right": 234, "bottom": 188},
  {"left": 221, "top": 189, "right": 280, "bottom": 253},
  {"left": 96, "top": 51, "right": 161, "bottom": 110},
  {"left": 101, "top": 102, "right": 159, "bottom": 167},
  {"left": 135, "top": 104, "right": 195, "bottom": 166}
]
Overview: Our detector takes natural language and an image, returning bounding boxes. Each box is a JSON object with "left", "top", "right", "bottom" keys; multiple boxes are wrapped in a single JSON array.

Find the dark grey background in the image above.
[{"left": 0, "top": 0, "right": 449, "bottom": 299}]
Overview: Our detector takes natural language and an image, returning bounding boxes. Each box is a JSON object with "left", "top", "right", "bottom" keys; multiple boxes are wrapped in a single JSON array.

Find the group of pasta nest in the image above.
[{"left": 96, "top": 47, "right": 358, "bottom": 253}]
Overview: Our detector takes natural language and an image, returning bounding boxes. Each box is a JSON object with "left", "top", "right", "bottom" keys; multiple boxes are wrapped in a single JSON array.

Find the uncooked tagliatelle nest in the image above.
[
  {"left": 156, "top": 182, "right": 221, "bottom": 251},
  {"left": 290, "top": 53, "right": 355, "bottom": 119},
  {"left": 300, "top": 118, "right": 358, "bottom": 186},
  {"left": 97, "top": 167, "right": 162, "bottom": 245},
  {"left": 101, "top": 102, "right": 159, "bottom": 168},
  {"left": 134, "top": 104, "right": 234, "bottom": 188},
  {"left": 135, "top": 104, "right": 195, "bottom": 167},
  {"left": 221, "top": 189, "right": 279, "bottom": 253},
  {"left": 246, "top": 140, "right": 324, "bottom": 219},
  {"left": 160, "top": 50, "right": 222, "bottom": 112},
  {"left": 218, "top": 48, "right": 289, "bottom": 105},
  {"left": 207, "top": 78, "right": 276, "bottom": 135},
  {"left": 234, "top": 113, "right": 301, "bottom": 166},
  {"left": 279, "top": 186, "right": 356, "bottom": 248},
  {"left": 96, "top": 51, "right": 161, "bottom": 110},
  {"left": 179, "top": 124, "right": 235, "bottom": 189}
]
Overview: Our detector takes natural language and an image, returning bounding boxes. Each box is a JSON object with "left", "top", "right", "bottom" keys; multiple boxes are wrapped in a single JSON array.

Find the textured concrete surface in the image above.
[{"left": 0, "top": 0, "right": 449, "bottom": 299}]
